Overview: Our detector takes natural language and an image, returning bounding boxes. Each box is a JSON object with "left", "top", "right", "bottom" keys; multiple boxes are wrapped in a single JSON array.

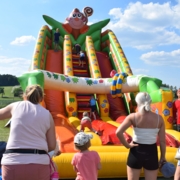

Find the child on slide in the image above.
[{"left": 80, "top": 112, "right": 99, "bottom": 135}]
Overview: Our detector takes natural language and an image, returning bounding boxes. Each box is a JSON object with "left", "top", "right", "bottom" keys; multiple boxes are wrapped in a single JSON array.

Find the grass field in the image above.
[
  {"left": 0, "top": 86, "right": 22, "bottom": 108},
  {"left": 0, "top": 119, "right": 10, "bottom": 141},
  {"left": 0, "top": 86, "right": 19, "bottom": 141}
]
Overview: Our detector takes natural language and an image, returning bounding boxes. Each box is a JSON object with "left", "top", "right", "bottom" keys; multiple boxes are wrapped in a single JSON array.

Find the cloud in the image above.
[
  {"left": 0, "top": 56, "right": 31, "bottom": 76},
  {"left": 132, "top": 68, "right": 149, "bottom": 74},
  {"left": 10, "top": 36, "right": 36, "bottom": 46},
  {"left": 109, "top": 8, "right": 123, "bottom": 19},
  {"left": 140, "top": 49, "right": 180, "bottom": 66},
  {"left": 107, "top": 2, "right": 180, "bottom": 49}
]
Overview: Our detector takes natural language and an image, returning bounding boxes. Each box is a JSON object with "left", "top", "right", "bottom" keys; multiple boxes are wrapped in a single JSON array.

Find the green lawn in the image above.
[
  {"left": 0, "top": 119, "right": 10, "bottom": 142},
  {"left": 0, "top": 86, "right": 22, "bottom": 108},
  {"left": 0, "top": 86, "right": 19, "bottom": 141}
]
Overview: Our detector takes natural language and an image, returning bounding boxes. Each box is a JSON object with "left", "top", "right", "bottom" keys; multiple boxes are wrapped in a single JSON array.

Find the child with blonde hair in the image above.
[{"left": 71, "top": 132, "right": 101, "bottom": 180}]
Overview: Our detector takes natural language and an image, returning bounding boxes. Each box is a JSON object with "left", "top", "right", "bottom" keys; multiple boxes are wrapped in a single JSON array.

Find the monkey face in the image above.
[{"left": 66, "top": 10, "right": 87, "bottom": 29}]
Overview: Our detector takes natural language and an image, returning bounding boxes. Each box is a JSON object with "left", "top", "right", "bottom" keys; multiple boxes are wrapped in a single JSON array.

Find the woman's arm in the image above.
[
  {"left": 116, "top": 114, "right": 137, "bottom": 149},
  {"left": 46, "top": 113, "right": 56, "bottom": 152},
  {"left": 158, "top": 115, "right": 166, "bottom": 163},
  {"left": 0, "top": 103, "right": 13, "bottom": 120}
]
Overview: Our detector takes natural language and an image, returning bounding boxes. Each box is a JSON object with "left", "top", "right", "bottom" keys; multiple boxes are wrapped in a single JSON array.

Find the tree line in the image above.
[
  {"left": 0, "top": 74, "right": 19, "bottom": 86},
  {"left": 161, "top": 83, "right": 179, "bottom": 99}
]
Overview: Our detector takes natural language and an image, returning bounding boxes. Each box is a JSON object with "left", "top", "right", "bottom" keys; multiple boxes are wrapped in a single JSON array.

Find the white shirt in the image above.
[{"left": 2, "top": 101, "right": 51, "bottom": 165}]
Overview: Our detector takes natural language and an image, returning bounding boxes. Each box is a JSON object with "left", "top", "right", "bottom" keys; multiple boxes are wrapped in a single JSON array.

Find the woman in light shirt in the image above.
[
  {"left": 116, "top": 92, "right": 166, "bottom": 180},
  {"left": 0, "top": 84, "right": 56, "bottom": 180}
]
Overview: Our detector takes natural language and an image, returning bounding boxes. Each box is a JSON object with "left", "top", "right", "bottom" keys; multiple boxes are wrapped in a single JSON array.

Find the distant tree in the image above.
[
  {"left": 174, "top": 86, "right": 177, "bottom": 91},
  {"left": 161, "top": 83, "right": 168, "bottom": 88},
  {"left": 0, "top": 74, "right": 19, "bottom": 86},
  {"left": 11, "top": 86, "right": 23, "bottom": 97},
  {"left": 0, "top": 87, "right": 5, "bottom": 97},
  {"left": 169, "top": 85, "right": 173, "bottom": 90}
]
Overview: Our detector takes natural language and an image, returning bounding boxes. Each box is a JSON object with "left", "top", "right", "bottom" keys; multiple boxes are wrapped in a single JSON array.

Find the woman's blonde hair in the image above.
[
  {"left": 135, "top": 92, "right": 152, "bottom": 112},
  {"left": 24, "top": 84, "right": 43, "bottom": 104}
]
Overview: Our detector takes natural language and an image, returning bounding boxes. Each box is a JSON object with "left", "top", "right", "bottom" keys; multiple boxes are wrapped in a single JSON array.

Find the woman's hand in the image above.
[
  {"left": 159, "top": 158, "right": 167, "bottom": 169},
  {"left": 128, "top": 141, "right": 139, "bottom": 149}
]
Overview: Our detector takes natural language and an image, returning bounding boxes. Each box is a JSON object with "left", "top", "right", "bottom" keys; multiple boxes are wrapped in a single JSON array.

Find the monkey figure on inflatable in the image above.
[{"left": 62, "top": 7, "right": 93, "bottom": 39}]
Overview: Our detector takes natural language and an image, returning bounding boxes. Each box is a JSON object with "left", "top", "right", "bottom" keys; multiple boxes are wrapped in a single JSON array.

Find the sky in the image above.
[{"left": 0, "top": 0, "right": 180, "bottom": 88}]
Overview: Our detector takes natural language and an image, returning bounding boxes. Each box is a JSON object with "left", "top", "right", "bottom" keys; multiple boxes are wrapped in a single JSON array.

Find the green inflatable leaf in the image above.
[
  {"left": 43, "top": 15, "right": 76, "bottom": 44},
  {"left": 77, "top": 19, "right": 110, "bottom": 45},
  {"left": 43, "top": 15, "right": 110, "bottom": 50}
]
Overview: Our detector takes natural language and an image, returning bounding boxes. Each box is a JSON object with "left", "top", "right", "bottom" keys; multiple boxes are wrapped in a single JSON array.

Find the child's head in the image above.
[
  {"left": 83, "top": 112, "right": 89, "bottom": 117},
  {"left": 91, "top": 95, "right": 94, "bottom": 98},
  {"left": 56, "top": 28, "right": 59, "bottom": 32},
  {"left": 74, "top": 132, "right": 93, "bottom": 151}
]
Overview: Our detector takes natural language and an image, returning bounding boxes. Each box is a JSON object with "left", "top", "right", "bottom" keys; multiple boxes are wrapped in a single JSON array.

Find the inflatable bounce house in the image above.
[{"left": 18, "top": 7, "right": 179, "bottom": 179}]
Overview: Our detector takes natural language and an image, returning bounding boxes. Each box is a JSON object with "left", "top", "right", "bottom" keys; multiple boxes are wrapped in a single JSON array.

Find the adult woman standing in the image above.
[
  {"left": 0, "top": 84, "right": 56, "bottom": 180},
  {"left": 116, "top": 92, "right": 166, "bottom": 180}
]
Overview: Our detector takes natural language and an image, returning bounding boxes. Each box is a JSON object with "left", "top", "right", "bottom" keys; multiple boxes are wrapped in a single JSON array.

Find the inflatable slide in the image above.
[{"left": 18, "top": 7, "right": 179, "bottom": 179}]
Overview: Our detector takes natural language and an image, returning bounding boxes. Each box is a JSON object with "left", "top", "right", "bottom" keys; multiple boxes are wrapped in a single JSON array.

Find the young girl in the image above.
[
  {"left": 88, "top": 95, "right": 98, "bottom": 120},
  {"left": 79, "top": 51, "right": 85, "bottom": 67},
  {"left": 80, "top": 112, "right": 98, "bottom": 134},
  {"left": 71, "top": 132, "right": 101, "bottom": 180}
]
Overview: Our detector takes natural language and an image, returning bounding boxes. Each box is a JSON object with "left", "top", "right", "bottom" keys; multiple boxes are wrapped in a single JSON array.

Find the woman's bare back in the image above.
[{"left": 132, "top": 111, "right": 163, "bottom": 129}]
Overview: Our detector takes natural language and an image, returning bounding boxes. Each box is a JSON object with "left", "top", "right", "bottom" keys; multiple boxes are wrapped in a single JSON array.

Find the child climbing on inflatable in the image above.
[
  {"left": 88, "top": 95, "right": 98, "bottom": 120},
  {"left": 54, "top": 28, "right": 61, "bottom": 52},
  {"left": 79, "top": 51, "right": 85, "bottom": 67},
  {"left": 71, "top": 132, "right": 101, "bottom": 180},
  {"left": 74, "top": 43, "right": 81, "bottom": 55},
  {"left": 80, "top": 112, "right": 99, "bottom": 134}
]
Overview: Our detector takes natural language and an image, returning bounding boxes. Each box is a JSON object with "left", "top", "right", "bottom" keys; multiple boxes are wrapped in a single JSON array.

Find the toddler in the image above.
[
  {"left": 71, "top": 132, "right": 101, "bottom": 180},
  {"left": 80, "top": 112, "right": 98, "bottom": 134}
]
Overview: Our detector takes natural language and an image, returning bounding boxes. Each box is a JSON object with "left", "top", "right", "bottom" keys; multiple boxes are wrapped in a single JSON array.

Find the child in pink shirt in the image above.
[
  {"left": 71, "top": 132, "right": 101, "bottom": 180},
  {"left": 80, "top": 112, "right": 99, "bottom": 134}
]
